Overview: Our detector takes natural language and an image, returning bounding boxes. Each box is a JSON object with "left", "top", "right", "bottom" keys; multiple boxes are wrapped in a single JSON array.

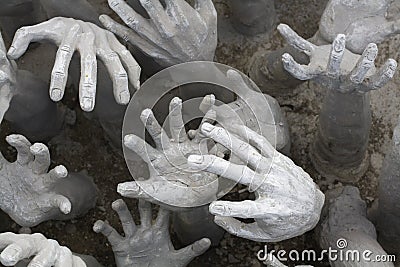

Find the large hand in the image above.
[
  {"left": 94, "top": 199, "right": 211, "bottom": 267},
  {"left": 0, "top": 232, "right": 86, "bottom": 267},
  {"left": 279, "top": 24, "right": 397, "bottom": 93},
  {"left": 7, "top": 17, "right": 141, "bottom": 112},
  {"left": 0, "top": 30, "right": 16, "bottom": 122},
  {"left": 319, "top": 0, "right": 400, "bottom": 53},
  {"left": 100, "top": 0, "right": 217, "bottom": 67},
  {"left": 188, "top": 123, "right": 324, "bottom": 242},
  {"left": 0, "top": 134, "right": 74, "bottom": 227},
  {"left": 119, "top": 97, "right": 219, "bottom": 209}
]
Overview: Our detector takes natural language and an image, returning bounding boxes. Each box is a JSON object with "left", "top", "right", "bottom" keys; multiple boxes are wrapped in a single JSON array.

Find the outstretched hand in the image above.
[
  {"left": 8, "top": 17, "right": 141, "bottom": 112},
  {"left": 100, "top": 0, "right": 217, "bottom": 67},
  {"left": 279, "top": 24, "right": 397, "bottom": 93},
  {"left": 94, "top": 199, "right": 211, "bottom": 267}
]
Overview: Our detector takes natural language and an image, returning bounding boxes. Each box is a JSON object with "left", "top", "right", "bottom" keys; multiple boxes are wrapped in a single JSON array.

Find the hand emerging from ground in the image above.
[
  {"left": 279, "top": 24, "right": 397, "bottom": 93},
  {"left": 188, "top": 123, "right": 324, "bottom": 242},
  {"left": 119, "top": 97, "right": 219, "bottom": 209},
  {"left": 0, "top": 232, "right": 86, "bottom": 267},
  {"left": 319, "top": 0, "right": 400, "bottom": 53},
  {"left": 7, "top": 17, "right": 141, "bottom": 111},
  {"left": 0, "top": 135, "right": 74, "bottom": 227},
  {"left": 100, "top": 0, "right": 217, "bottom": 67},
  {"left": 94, "top": 199, "right": 211, "bottom": 267}
]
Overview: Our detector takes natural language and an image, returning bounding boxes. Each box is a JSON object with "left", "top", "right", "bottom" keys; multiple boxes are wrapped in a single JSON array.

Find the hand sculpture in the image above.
[
  {"left": 280, "top": 24, "right": 397, "bottom": 181},
  {"left": 188, "top": 123, "right": 324, "bottom": 242},
  {"left": 0, "top": 30, "right": 16, "bottom": 122},
  {"left": 0, "top": 232, "right": 87, "bottom": 267},
  {"left": 119, "top": 97, "right": 219, "bottom": 209},
  {"left": 94, "top": 199, "right": 211, "bottom": 267},
  {"left": 99, "top": 0, "right": 217, "bottom": 67},
  {"left": 0, "top": 134, "right": 97, "bottom": 227},
  {"left": 7, "top": 17, "right": 141, "bottom": 112},
  {"left": 318, "top": 0, "right": 400, "bottom": 54},
  {"left": 280, "top": 24, "right": 397, "bottom": 92},
  {"left": 197, "top": 70, "right": 290, "bottom": 154}
]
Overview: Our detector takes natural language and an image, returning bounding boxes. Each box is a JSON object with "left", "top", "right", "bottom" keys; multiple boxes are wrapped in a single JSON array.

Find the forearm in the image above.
[{"left": 314, "top": 90, "right": 371, "bottom": 167}]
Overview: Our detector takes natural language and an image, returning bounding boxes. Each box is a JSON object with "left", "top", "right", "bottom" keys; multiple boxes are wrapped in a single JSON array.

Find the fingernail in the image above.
[
  {"left": 199, "top": 238, "right": 211, "bottom": 247},
  {"left": 51, "top": 89, "right": 62, "bottom": 101},
  {"left": 210, "top": 203, "right": 225, "bottom": 215},
  {"left": 140, "top": 108, "right": 152, "bottom": 119},
  {"left": 7, "top": 47, "right": 16, "bottom": 57},
  {"left": 119, "top": 90, "right": 130, "bottom": 104},
  {"left": 201, "top": 123, "right": 214, "bottom": 133},
  {"left": 2, "top": 247, "right": 21, "bottom": 264},
  {"left": 188, "top": 155, "right": 204, "bottom": 164},
  {"left": 117, "top": 182, "right": 139, "bottom": 195},
  {"left": 60, "top": 201, "right": 71, "bottom": 214},
  {"left": 93, "top": 220, "right": 104, "bottom": 233},
  {"left": 82, "top": 97, "right": 94, "bottom": 111},
  {"left": 54, "top": 165, "right": 68, "bottom": 178}
]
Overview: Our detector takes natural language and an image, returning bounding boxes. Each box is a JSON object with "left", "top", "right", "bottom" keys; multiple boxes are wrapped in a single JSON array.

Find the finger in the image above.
[
  {"left": 282, "top": 53, "right": 320, "bottom": 80},
  {"left": 7, "top": 19, "right": 63, "bottom": 59},
  {"left": 234, "top": 125, "right": 276, "bottom": 158},
  {"left": 117, "top": 180, "right": 155, "bottom": 202},
  {"left": 30, "top": 143, "right": 51, "bottom": 174},
  {"left": 48, "top": 165, "right": 68, "bottom": 183},
  {"left": 93, "top": 220, "right": 123, "bottom": 247},
  {"left": 107, "top": 0, "right": 151, "bottom": 32},
  {"left": 0, "top": 243, "right": 32, "bottom": 266},
  {"left": 165, "top": 0, "right": 190, "bottom": 28},
  {"left": 153, "top": 207, "right": 169, "bottom": 230},
  {"left": 140, "top": 108, "right": 170, "bottom": 148},
  {"left": 138, "top": 0, "right": 174, "bottom": 37},
  {"left": 123, "top": 134, "right": 159, "bottom": 163},
  {"left": 199, "top": 94, "right": 215, "bottom": 114},
  {"left": 369, "top": 58, "right": 397, "bottom": 90},
  {"left": 111, "top": 199, "right": 136, "bottom": 237},
  {"left": 200, "top": 123, "right": 269, "bottom": 171},
  {"left": 99, "top": 14, "right": 167, "bottom": 58},
  {"left": 209, "top": 200, "right": 269, "bottom": 219},
  {"left": 350, "top": 43, "right": 378, "bottom": 84},
  {"left": 107, "top": 32, "right": 141, "bottom": 90},
  {"left": 50, "top": 23, "right": 80, "bottom": 102},
  {"left": 27, "top": 239, "right": 58, "bottom": 267},
  {"left": 138, "top": 199, "right": 152, "bottom": 228},
  {"left": 55, "top": 246, "right": 73, "bottom": 267},
  {"left": 175, "top": 238, "right": 211, "bottom": 265},
  {"left": 193, "top": 109, "right": 216, "bottom": 143},
  {"left": 213, "top": 216, "right": 272, "bottom": 242},
  {"left": 95, "top": 30, "right": 130, "bottom": 105},
  {"left": 327, "top": 34, "right": 346, "bottom": 78},
  {"left": 5, "top": 134, "right": 33, "bottom": 165},
  {"left": 169, "top": 97, "right": 187, "bottom": 142},
  {"left": 188, "top": 155, "right": 262, "bottom": 187},
  {"left": 77, "top": 32, "right": 97, "bottom": 112},
  {"left": 277, "top": 24, "right": 315, "bottom": 55},
  {"left": 50, "top": 194, "right": 72, "bottom": 214}
]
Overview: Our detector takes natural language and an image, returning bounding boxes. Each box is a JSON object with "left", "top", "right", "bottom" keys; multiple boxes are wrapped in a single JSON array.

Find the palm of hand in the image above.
[{"left": 0, "top": 135, "right": 71, "bottom": 227}]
